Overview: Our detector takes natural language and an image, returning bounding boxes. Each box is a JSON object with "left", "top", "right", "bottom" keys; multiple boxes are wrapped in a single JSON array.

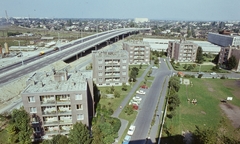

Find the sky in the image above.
[{"left": 1, "top": 0, "right": 240, "bottom": 21}]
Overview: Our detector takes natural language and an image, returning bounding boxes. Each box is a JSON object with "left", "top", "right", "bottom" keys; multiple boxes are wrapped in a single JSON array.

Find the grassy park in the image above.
[{"left": 161, "top": 78, "right": 240, "bottom": 143}]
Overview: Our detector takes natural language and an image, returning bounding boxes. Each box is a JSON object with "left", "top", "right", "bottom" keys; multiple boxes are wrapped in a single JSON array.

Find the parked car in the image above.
[
  {"left": 136, "top": 90, "right": 146, "bottom": 95},
  {"left": 133, "top": 96, "right": 142, "bottom": 102},
  {"left": 152, "top": 66, "right": 158, "bottom": 69},
  {"left": 210, "top": 72, "right": 217, "bottom": 75},
  {"left": 122, "top": 135, "right": 131, "bottom": 144},
  {"left": 127, "top": 125, "right": 136, "bottom": 136}
]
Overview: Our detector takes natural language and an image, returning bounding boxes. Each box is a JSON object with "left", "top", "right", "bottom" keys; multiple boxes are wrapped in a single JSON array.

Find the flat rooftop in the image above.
[
  {"left": 92, "top": 50, "right": 128, "bottom": 58},
  {"left": 123, "top": 41, "right": 150, "bottom": 46},
  {"left": 23, "top": 70, "right": 92, "bottom": 93}
]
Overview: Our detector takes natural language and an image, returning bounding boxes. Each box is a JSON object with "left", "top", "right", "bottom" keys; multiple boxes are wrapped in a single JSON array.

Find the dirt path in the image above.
[{"left": 220, "top": 103, "right": 240, "bottom": 128}]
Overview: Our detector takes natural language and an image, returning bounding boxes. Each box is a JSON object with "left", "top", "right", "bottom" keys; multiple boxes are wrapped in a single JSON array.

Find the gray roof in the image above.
[{"left": 23, "top": 70, "right": 92, "bottom": 93}]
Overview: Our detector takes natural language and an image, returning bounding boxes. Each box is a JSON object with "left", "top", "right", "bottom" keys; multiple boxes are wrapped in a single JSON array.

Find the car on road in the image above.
[
  {"left": 122, "top": 135, "right": 131, "bottom": 144},
  {"left": 210, "top": 72, "right": 217, "bottom": 75},
  {"left": 152, "top": 66, "right": 158, "bottom": 69},
  {"left": 136, "top": 90, "right": 146, "bottom": 95},
  {"left": 163, "top": 59, "right": 166, "bottom": 62},
  {"left": 127, "top": 125, "right": 136, "bottom": 136}
]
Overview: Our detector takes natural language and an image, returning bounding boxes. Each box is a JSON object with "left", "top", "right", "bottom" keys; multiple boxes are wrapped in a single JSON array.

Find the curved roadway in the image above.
[{"left": 0, "top": 28, "right": 150, "bottom": 85}]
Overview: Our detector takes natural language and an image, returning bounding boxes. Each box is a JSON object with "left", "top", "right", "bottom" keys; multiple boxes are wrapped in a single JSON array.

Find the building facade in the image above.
[
  {"left": 123, "top": 41, "right": 150, "bottom": 65},
  {"left": 92, "top": 50, "right": 129, "bottom": 86},
  {"left": 218, "top": 46, "right": 240, "bottom": 72},
  {"left": 167, "top": 39, "right": 198, "bottom": 62},
  {"left": 208, "top": 32, "right": 240, "bottom": 47},
  {"left": 21, "top": 70, "right": 94, "bottom": 140}
]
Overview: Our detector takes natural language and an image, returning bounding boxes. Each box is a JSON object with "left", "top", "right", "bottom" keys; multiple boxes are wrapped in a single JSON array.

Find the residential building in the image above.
[
  {"left": 143, "top": 38, "right": 220, "bottom": 54},
  {"left": 167, "top": 38, "right": 198, "bottom": 62},
  {"left": 218, "top": 46, "right": 240, "bottom": 72},
  {"left": 123, "top": 41, "right": 150, "bottom": 64},
  {"left": 92, "top": 50, "right": 129, "bottom": 86},
  {"left": 134, "top": 18, "right": 149, "bottom": 23},
  {"left": 208, "top": 32, "right": 240, "bottom": 47},
  {"left": 21, "top": 70, "right": 94, "bottom": 140}
]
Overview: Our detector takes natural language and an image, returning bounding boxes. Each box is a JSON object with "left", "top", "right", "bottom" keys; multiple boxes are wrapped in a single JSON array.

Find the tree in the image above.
[
  {"left": 124, "top": 105, "right": 133, "bottom": 115},
  {"left": 192, "top": 126, "right": 217, "bottom": 144},
  {"left": 122, "top": 83, "right": 127, "bottom": 91},
  {"left": 168, "top": 93, "right": 180, "bottom": 111},
  {"left": 114, "top": 90, "right": 120, "bottom": 98},
  {"left": 227, "top": 55, "right": 237, "bottom": 70},
  {"left": 196, "top": 47, "right": 204, "bottom": 63},
  {"left": 169, "top": 77, "right": 180, "bottom": 92},
  {"left": 154, "top": 59, "right": 159, "bottom": 64},
  {"left": 148, "top": 69, "right": 152, "bottom": 77},
  {"left": 212, "top": 53, "right": 219, "bottom": 64},
  {"left": 139, "top": 63, "right": 142, "bottom": 69},
  {"left": 68, "top": 122, "right": 92, "bottom": 144},
  {"left": 110, "top": 85, "right": 115, "bottom": 93},
  {"left": 7, "top": 107, "right": 32, "bottom": 144}
]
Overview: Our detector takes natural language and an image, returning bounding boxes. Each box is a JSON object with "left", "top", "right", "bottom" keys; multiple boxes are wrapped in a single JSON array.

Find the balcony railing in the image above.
[
  {"left": 58, "top": 110, "right": 72, "bottom": 115},
  {"left": 59, "top": 120, "right": 73, "bottom": 125},
  {"left": 41, "top": 100, "right": 56, "bottom": 105},
  {"left": 43, "top": 120, "right": 59, "bottom": 125},
  {"left": 42, "top": 111, "right": 57, "bottom": 115}
]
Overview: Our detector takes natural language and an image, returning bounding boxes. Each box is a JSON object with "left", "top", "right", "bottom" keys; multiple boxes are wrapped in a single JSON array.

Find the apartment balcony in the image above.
[
  {"left": 43, "top": 120, "right": 59, "bottom": 126},
  {"left": 105, "top": 79, "right": 120, "bottom": 82},
  {"left": 58, "top": 110, "right": 72, "bottom": 115},
  {"left": 105, "top": 67, "right": 120, "bottom": 71},
  {"left": 42, "top": 107, "right": 57, "bottom": 115},
  {"left": 40, "top": 98, "right": 56, "bottom": 105},
  {"left": 105, "top": 62, "right": 120, "bottom": 65},
  {"left": 59, "top": 119, "right": 73, "bottom": 125},
  {"left": 56, "top": 97, "right": 71, "bottom": 105},
  {"left": 44, "top": 130, "right": 59, "bottom": 135}
]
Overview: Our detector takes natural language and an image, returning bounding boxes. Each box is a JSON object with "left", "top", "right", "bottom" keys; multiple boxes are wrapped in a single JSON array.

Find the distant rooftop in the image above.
[
  {"left": 92, "top": 50, "right": 128, "bottom": 58},
  {"left": 23, "top": 70, "right": 92, "bottom": 94},
  {"left": 123, "top": 41, "right": 150, "bottom": 46}
]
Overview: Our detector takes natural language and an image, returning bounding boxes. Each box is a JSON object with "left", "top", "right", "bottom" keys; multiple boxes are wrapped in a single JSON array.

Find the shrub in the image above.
[
  {"left": 198, "top": 74, "right": 203, "bottom": 78},
  {"left": 220, "top": 75, "right": 226, "bottom": 79}
]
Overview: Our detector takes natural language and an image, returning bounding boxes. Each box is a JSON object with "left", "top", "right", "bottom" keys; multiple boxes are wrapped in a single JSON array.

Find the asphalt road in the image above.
[
  {"left": 130, "top": 59, "right": 171, "bottom": 144},
  {"left": 0, "top": 30, "right": 115, "bottom": 74}
]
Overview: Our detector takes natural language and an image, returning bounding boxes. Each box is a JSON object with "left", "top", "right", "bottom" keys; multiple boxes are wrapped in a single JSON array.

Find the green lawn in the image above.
[
  {"left": 98, "top": 85, "right": 134, "bottom": 111},
  {"left": 129, "top": 65, "right": 148, "bottom": 78},
  {"left": 162, "top": 78, "right": 240, "bottom": 141}
]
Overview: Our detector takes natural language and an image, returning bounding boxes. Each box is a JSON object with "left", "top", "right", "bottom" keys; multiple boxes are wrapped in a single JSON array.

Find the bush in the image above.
[
  {"left": 124, "top": 105, "right": 133, "bottom": 115},
  {"left": 220, "top": 75, "right": 226, "bottom": 79},
  {"left": 198, "top": 74, "right": 203, "bottom": 78}
]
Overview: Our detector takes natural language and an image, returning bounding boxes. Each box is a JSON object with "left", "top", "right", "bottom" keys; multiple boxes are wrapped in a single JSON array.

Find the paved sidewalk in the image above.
[{"left": 112, "top": 63, "right": 153, "bottom": 144}]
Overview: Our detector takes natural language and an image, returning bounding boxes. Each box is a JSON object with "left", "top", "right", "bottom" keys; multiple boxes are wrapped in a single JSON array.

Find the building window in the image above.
[
  {"left": 98, "top": 72, "right": 103, "bottom": 76},
  {"left": 75, "top": 94, "right": 82, "bottom": 100},
  {"left": 122, "top": 72, "right": 126, "bottom": 75},
  {"left": 30, "top": 107, "right": 37, "bottom": 113},
  {"left": 32, "top": 117, "right": 39, "bottom": 124},
  {"left": 76, "top": 104, "right": 83, "bottom": 110},
  {"left": 99, "top": 78, "right": 103, "bottom": 82},
  {"left": 28, "top": 96, "right": 35, "bottom": 102},
  {"left": 98, "top": 66, "right": 103, "bottom": 70},
  {"left": 123, "top": 59, "right": 127, "bottom": 63},
  {"left": 122, "top": 66, "right": 126, "bottom": 69},
  {"left": 77, "top": 114, "right": 84, "bottom": 120},
  {"left": 33, "top": 127, "right": 40, "bottom": 132}
]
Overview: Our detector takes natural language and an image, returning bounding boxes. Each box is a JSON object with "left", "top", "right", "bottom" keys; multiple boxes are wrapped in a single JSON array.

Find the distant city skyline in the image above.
[{"left": 1, "top": 0, "right": 240, "bottom": 21}]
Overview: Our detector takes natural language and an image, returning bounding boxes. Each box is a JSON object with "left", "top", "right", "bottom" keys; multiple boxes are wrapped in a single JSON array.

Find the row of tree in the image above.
[{"left": 167, "top": 77, "right": 181, "bottom": 118}]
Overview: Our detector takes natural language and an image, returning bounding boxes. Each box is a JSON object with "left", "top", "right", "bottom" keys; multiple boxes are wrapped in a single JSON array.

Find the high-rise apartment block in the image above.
[
  {"left": 208, "top": 32, "right": 240, "bottom": 47},
  {"left": 92, "top": 50, "right": 129, "bottom": 86},
  {"left": 21, "top": 70, "right": 94, "bottom": 140},
  {"left": 167, "top": 39, "right": 198, "bottom": 62},
  {"left": 123, "top": 42, "right": 150, "bottom": 64},
  {"left": 218, "top": 46, "right": 240, "bottom": 72}
]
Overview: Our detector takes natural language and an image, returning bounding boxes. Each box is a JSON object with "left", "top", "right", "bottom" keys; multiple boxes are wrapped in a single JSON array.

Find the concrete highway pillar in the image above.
[
  {"left": 76, "top": 54, "right": 78, "bottom": 59},
  {"left": 95, "top": 46, "right": 97, "bottom": 50}
]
